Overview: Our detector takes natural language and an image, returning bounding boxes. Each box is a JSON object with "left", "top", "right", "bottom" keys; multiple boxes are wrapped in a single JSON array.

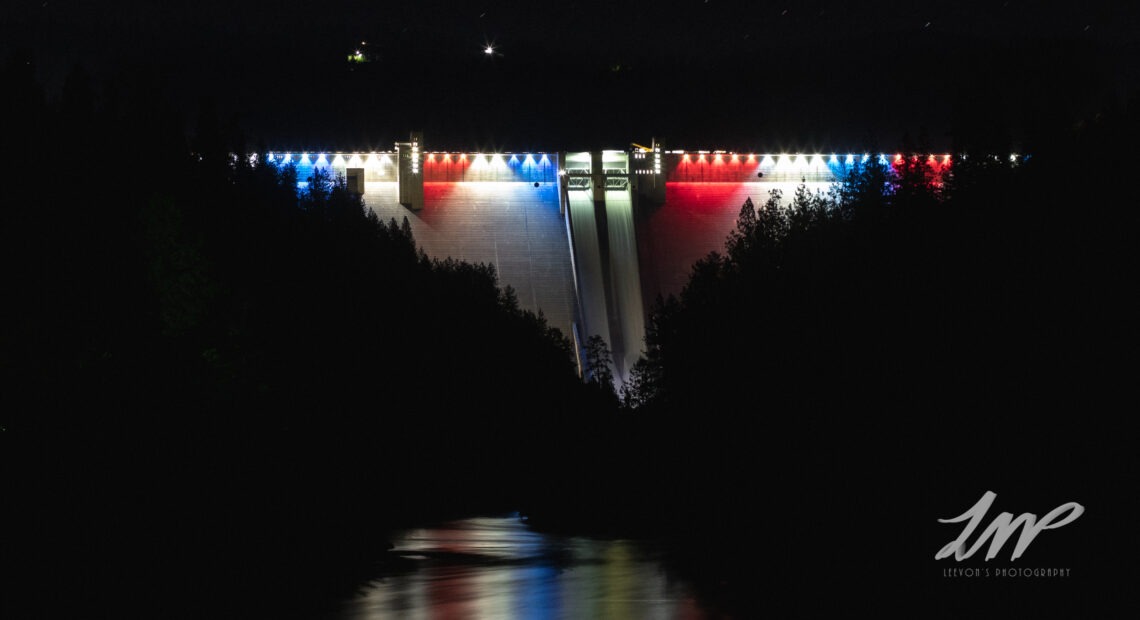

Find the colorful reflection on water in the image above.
[{"left": 335, "top": 516, "right": 704, "bottom": 619}]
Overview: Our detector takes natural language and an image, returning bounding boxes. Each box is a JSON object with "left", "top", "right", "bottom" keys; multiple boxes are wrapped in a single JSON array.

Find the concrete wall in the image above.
[
  {"left": 635, "top": 181, "right": 834, "bottom": 307},
  {"left": 363, "top": 172, "right": 577, "bottom": 344}
]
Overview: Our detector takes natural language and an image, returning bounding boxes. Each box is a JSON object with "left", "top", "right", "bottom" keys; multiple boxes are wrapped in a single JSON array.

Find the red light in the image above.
[
  {"left": 894, "top": 153, "right": 902, "bottom": 162},
  {"left": 698, "top": 154, "right": 705, "bottom": 162},
  {"left": 714, "top": 154, "right": 722, "bottom": 162},
  {"left": 460, "top": 153, "right": 467, "bottom": 159},
  {"left": 747, "top": 154, "right": 755, "bottom": 162},
  {"left": 682, "top": 153, "right": 689, "bottom": 162}
]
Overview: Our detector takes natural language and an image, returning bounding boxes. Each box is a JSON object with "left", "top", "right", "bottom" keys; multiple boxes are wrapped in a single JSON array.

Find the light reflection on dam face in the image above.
[
  {"left": 266, "top": 141, "right": 960, "bottom": 381},
  {"left": 334, "top": 516, "right": 704, "bottom": 620}
]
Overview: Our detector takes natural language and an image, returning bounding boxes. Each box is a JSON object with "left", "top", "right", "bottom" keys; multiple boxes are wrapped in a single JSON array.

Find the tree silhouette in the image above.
[{"left": 584, "top": 334, "right": 615, "bottom": 391}]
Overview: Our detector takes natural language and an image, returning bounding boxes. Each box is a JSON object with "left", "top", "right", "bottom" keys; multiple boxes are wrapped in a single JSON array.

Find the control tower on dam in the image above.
[{"left": 266, "top": 136, "right": 957, "bottom": 383}]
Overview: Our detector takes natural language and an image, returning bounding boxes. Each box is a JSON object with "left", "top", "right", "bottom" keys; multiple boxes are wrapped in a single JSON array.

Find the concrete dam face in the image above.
[{"left": 268, "top": 139, "right": 954, "bottom": 382}]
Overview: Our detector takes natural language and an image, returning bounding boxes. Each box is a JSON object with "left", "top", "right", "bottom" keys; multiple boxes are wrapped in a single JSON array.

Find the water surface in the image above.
[{"left": 334, "top": 516, "right": 704, "bottom": 619}]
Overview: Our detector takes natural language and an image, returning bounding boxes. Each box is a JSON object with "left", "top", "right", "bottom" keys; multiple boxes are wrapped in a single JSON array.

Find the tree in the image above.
[
  {"left": 584, "top": 334, "right": 615, "bottom": 391},
  {"left": 725, "top": 196, "right": 758, "bottom": 258},
  {"left": 839, "top": 154, "right": 893, "bottom": 218},
  {"left": 620, "top": 356, "right": 659, "bottom": 410}
]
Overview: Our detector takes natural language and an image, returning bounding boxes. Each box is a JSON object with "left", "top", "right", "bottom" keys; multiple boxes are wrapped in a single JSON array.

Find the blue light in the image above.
[
  {"left": 846, "top": 154, "right": 855, "bottom": 165},
  {"left": 514, "top": 562, "right": 562, "bottom": 618},
  {"left": 826, "top": 154, "right": 846, "bottom": 176}
]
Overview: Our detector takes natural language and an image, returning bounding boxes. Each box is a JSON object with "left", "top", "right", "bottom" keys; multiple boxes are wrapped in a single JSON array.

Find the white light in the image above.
[{"left": 484, "top": 46, "right": 494, "bottom": 55}]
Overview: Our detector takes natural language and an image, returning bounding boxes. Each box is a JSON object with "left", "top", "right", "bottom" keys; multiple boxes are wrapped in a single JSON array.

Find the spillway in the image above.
[
  {"left": 566, "top": 189, "right": 612, "bottom": 369},
  {"left": 604, "top": 188, "right": 645, "bottom": 381}
]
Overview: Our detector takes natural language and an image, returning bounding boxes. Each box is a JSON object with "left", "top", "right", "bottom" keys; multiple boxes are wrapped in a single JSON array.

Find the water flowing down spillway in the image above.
[
  {"left": 604, "top": 189, "right": 646, "bottom": 382},
  {"left": 566, "top": 191, "right": 613, "bottom": 371}
]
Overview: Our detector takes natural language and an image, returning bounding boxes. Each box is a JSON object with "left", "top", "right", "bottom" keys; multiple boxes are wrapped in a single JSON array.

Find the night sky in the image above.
[{"left": 4, "top": 1, "right": 1137, "bottom": 149}]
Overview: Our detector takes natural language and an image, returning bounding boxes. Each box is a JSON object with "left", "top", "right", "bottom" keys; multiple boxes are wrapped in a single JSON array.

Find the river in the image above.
[{"left": 329, "top": 515, "right": 707, "bottom": 619}]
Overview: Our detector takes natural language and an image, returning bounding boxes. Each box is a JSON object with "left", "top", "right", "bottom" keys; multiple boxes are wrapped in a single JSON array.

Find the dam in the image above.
[{"left": 267, "top": 137, "right": 954, "bottom": 383}]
